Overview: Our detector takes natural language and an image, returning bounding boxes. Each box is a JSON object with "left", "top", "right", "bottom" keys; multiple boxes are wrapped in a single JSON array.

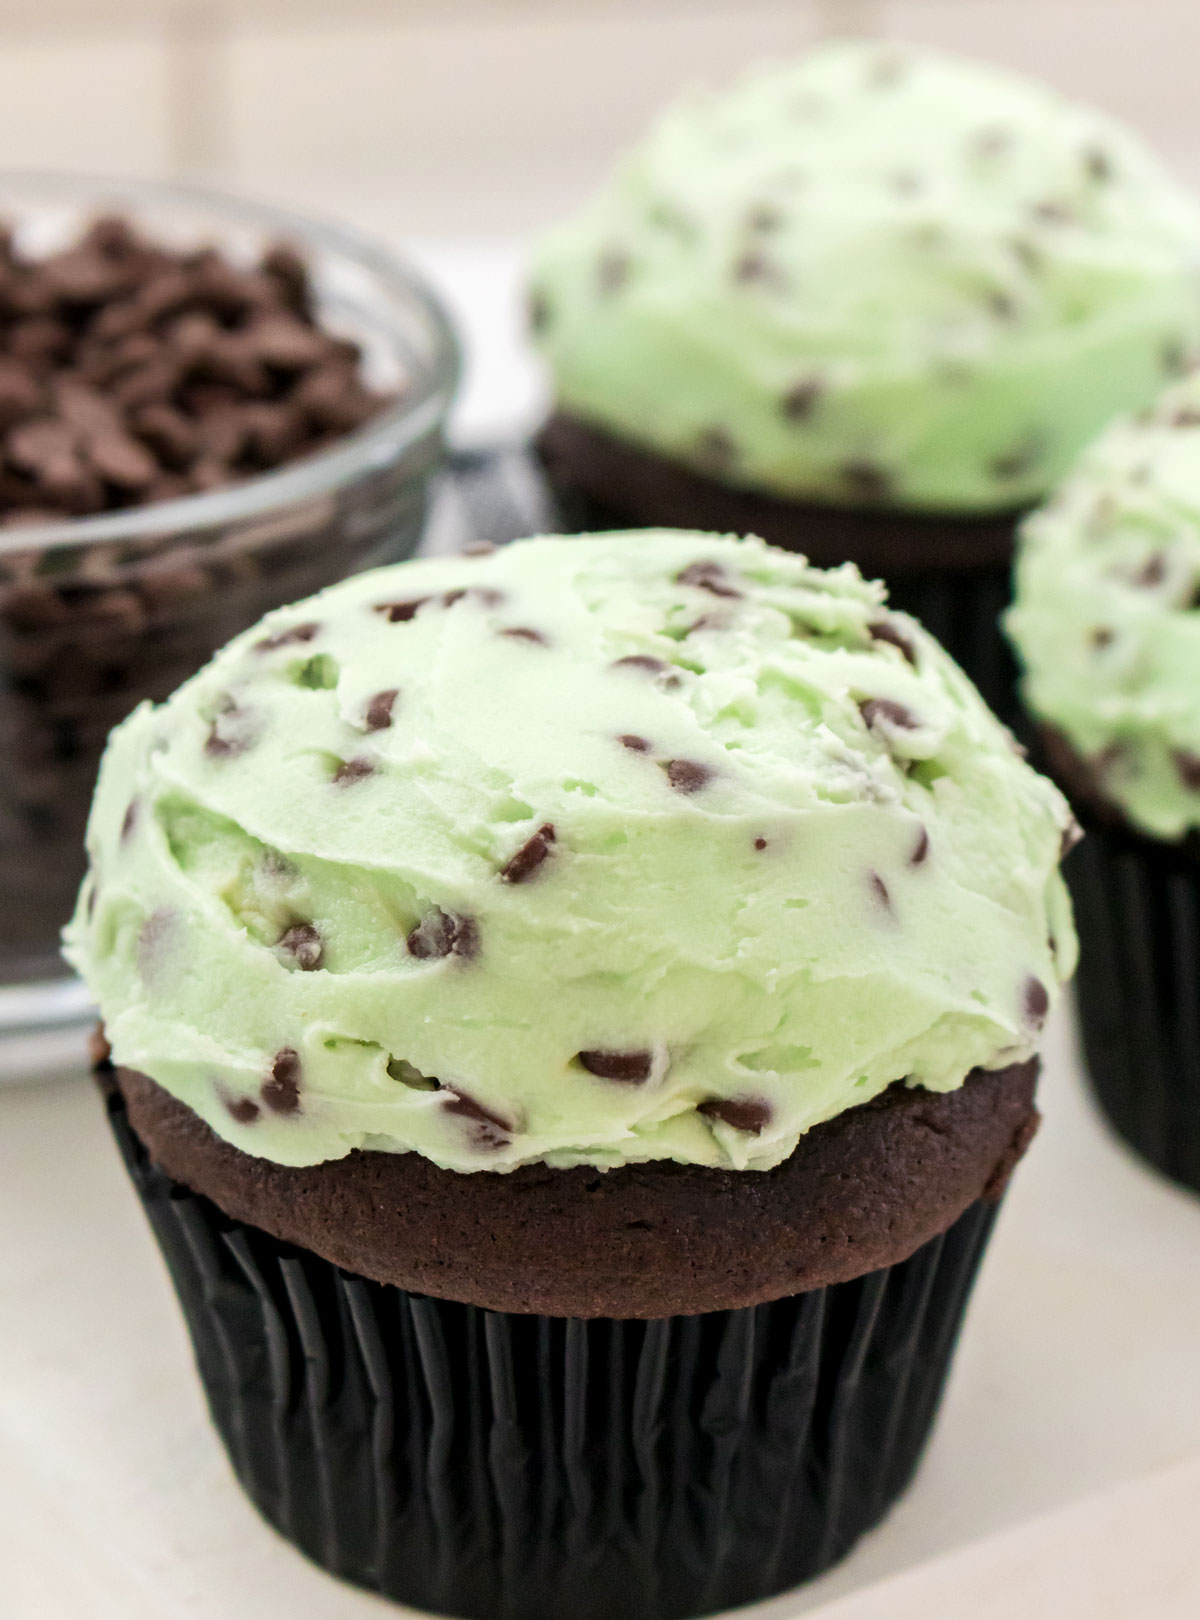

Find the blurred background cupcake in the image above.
[
  {"left": 529, "top": 40, "right": 1200, "bottom": 723},
  {"left": 1008, "top": 374, "right": 1200, "bottom": 1192},
  {"left": 69, "top": 531, "right": 1075, "bottom": 1619}
]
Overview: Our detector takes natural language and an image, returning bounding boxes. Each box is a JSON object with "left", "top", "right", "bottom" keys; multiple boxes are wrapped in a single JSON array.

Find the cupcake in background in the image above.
[
  {"left": 1008, "top": 374, "right": 1200, "bottom": 1192},
  {"left": 69, "top": 532, "right": 1076, "bottom": 1619},
  {"left": 530, "top": 40, "right": 1200, "bottom": 721}
]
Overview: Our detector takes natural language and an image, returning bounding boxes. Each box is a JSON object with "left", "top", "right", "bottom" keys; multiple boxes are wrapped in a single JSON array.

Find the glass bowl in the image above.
[{"left": 0, "top": 174, "right": 459, "bottom": 1073}]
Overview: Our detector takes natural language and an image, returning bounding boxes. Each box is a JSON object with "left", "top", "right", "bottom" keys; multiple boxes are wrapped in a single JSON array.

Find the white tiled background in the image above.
[{"left": 0, "top": 0, "right": 1197, "bottom": 236}]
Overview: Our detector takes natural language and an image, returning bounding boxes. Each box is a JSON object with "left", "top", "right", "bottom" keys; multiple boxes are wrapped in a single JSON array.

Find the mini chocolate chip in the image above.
[
  {"left": 364, "top": 689, "right": 399, "bottom": 731},
  {"left": 578, "top": 1049, "right": 654, "bottom": 1083},
  {"left": 597, "top": 248, "right": 631, "bottom": 294},
  {"left": 910, "top": 826, "right": 930, "bottom": 867},
  {"left": 698, "top": 1096, "right": 772, "bottom": 1134},
  {"left": 1032, "top": 200, "right": 1073, "bottom": 225},
  {"left": 262, "top": 1048, "right": 302, "bottom": 1114},
  {"left": 860, "top": 697, "right": 919, "bottom": 732},
  {"left": 733, "top": 251, "right": 784, "bottom": 288},
  {"left": 120, "top": 800, "right": 138, "bottom": 843},
  {"left": 619, "top": 734, "right": 651, "bottom": 752},
  {"left": 664, "top": 759, "right": 712, "bottom": 793},
  {"left": 205, "top": 701, "right": 257, "bottom": 758},
  {"left": 442, "top": 1088, "right": 513, "bottom": 1149},
  {"left": 990, "top": 434, "right": 1043, "bottom": 482},
  {"left": 868, "top": 620, "right": 918, "bottom": 665},
  {"left": 528, "top": 289, "right": 551, "bottom": 333},
  {"left": 676, "top": 560, "right": 742, "bottom": 598},
  {"left": 842, "top": 459, "right": 893, "bottom": 503},
  {"left": 869, "top": 871, "right": 894, "bottom": 913},
  {"left": 375, "top": 597, "right": 429, "bottom": 622},
  {"left": 278, "top": 921, "right": 323, "bottom": 971},
  {"left": 687, "top": 613, "right": 727, "bottom": 635},
  {"left": 500, "top": 626, "right": 548, "bottom": 645},
  {"left": 1024, "top": 975, "right": 1049, "bottom": 1030},
  {"left": 1174, "top": 406, "right": 1200, "bottom": 429},
  {"left": 1134, "top": 552, "right": 1167, "bottom": 587},
  {"left": 441, "top": 585, "right": 506, "bottom": 610},
  {"left": 613, "top": 653, "right": 668, "bottom": 675},
  {"left": 1091, "top": 627, "right": 1114, "bottom": 650},
  {"left": 256, "top": 621, "right": 319, "bottom": 652},
  {"left": 782, "top": 378, "right": 823, "bottom": 421},
  {"left": 694, "top": 426, "right": 737, "bottom": 475},
  {"left": 1163, "top": 339, "right": 1189, "bottom": 376},
  {"left": 224, "top": 1094, "right": 260, "bottom": 1125},
  {"left": 1174, "top": 750, "right": 1200, "bottom": 791},
  {"left": 754, "top": 836, "right": 768, "bottom": 851},
  {"left": 333, "top": 756, "right": 374, "bottom": 785},
  {"left": 500, "top": 822, "right": 557, "bottom": 883},
  {"left": 1083, "top": 145, "right": 1113, "bottom": 182},
  {"left": 407, "top": 907, "right": 479, "bottom": 960}
]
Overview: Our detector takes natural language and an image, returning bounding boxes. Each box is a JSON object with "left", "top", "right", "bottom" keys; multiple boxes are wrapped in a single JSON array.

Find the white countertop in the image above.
[{"left": 4, "top": 999, "right": 1200, "bottom": 1619}]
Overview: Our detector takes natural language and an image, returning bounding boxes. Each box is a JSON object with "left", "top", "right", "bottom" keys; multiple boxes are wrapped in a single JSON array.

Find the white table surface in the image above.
[{"left": 4, "top": 241, "right": 1200, "bottom": 1616}]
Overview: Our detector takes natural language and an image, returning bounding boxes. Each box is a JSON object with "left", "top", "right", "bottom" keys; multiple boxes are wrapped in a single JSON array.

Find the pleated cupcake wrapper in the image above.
[
  {"left": 1068, "top": 821, "right": 1200, "bottom": 1193},
  {"left": 108, "top": 1088, "right": 1000, "bottom": 1620}
]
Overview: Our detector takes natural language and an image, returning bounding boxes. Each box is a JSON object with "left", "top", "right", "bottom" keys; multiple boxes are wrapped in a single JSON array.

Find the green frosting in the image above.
[
  {"left": 1009, "top": 372, "right": 1200, "bottom": 840},
  {"left": 530, "top": 40, "right": 1200, "bottom": 514},
  {"left": 65, "top": 532, "right": 1075, "bottom": 1173}
]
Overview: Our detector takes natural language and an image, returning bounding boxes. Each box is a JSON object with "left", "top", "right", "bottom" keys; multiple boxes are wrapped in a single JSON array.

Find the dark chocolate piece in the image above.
[
  {"left": 277, "top": 921, "right": 323, "bottom": 971},
  {"left": 363, "top": 689, "right": 399, "bottom": 732},
  {"left": 577, "top": 1049, "right": 654, "bottom": 1083},
  {"left": 262, "top": 1048, "right": 302, "bottom": 1114},
  {"left": 332, "top": 756, "right": 374, "bottom": 785},
  {"left": 500, "top": 822, "right": 557, "bottom": 884},
  {"left": 406, "top": 908, "right": 479, "bottom": 961},
  {"left": 698, "top": 1096, "right": 772, "bottom": 1133},
  {"left": 663, "top": 759, "right": 712, "bottom": 793}
]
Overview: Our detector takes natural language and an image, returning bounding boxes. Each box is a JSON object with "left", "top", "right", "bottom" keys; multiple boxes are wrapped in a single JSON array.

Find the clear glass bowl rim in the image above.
[{"left": 0, "top": 169, "right": 461, "bottom": 560}]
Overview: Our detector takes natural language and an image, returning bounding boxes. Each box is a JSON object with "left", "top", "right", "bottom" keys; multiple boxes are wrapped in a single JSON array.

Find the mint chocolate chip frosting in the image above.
[
  {"left": 530, "top": 41, "right": 1200, "bottom": 514},
  {"left": 66, "top": 532, "right": 1075, "bottom": 1173},
  {"left": 1009, "top": 372, "right": 1200, "bottom": 840}
]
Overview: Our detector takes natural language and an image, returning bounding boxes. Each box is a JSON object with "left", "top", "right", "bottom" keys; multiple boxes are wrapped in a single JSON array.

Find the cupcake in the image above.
[
  {"left": 67, "top": 532, "right": 1075, "bottom": 1619},
  {"left": 1009, "top": 375, "right": 1200, "bottom": 1191},
  {"left": 529, "top": 41, "right": 1200, "bottom": 722}
]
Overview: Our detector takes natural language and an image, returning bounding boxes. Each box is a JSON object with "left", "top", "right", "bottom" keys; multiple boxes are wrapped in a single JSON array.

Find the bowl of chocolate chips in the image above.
[{"left": 0, "top": 174, "right": 458, "bottom": 1060}]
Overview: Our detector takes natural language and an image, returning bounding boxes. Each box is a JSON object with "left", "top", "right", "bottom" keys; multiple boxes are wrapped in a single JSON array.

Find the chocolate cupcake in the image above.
[
  {"left": 67, "top": 532, "right": 1075, "bottom": 1619},
  {"left": 529, "top": 41, "right": 1200, "bottom": 723},
  {"left": 1009, "top": 375, "right": 1200, "bottom": 1192}
]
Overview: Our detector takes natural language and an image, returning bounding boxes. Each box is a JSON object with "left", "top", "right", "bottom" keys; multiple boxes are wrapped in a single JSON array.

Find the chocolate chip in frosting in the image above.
[
  {"left": 909, "top": 826, "right": 930, "bottom": 867},
  {"left": 869, "top": 871, "right": 894, "bottom": 914},
  {"left": 363, "top": 688, "right": 399, "bottom": 732},
  {"left": 676, "top": 559, "right": 742, "bottom": 598},
  {"left": 868, "top": 619, "right": 918, "bottom": 666},
  {"left": 1162, "top": 338, "right": 1190, "bottom": 376},
  {"left": 407, "top": 907, "right": 479, "bottom": 960},
  {"left": 500, "top": 626, "right": 549, "bottom": 645},
  {"left": 262, "top": 1048, "right": 302, "bottom": 1114},
  {"left": 733, "top": 250, "right": 785, "bottom": 289},
  {"left": 663, "top": 759, "right": 713, "bottom": 794},
  {"left": 256, "top": 621, "right": 319, "bottom": 653},
  {"left": 754, "top": 836, "right": 768, "bottom": 851},
  {"left": 442, "top": 1088, "right": 513, "bottom": 1150},
  {"left": 698, "top": 1095, "right": 772, "bottom": 1134},
  {"left": 500, "top": 822, "right": 556, "bottom": 883},
  {"left": 205, "top": 696, "right": 257, "bottom": 759},
  {"left": 990, "top": 433, "right": 1044, "bottom": 483},
  {"left": 332, "top": 756, "right": 375, "bottom": 785},
  {"left": 782, "top": 377, "right": 823, "bottom": 421},
  {"left": 278, "top": 921, "right": 324, "bottom": 971},
  {"left": 223, "top": 1093, "right": 261, "bottom": 1126},
  {"left": 120, "top": 800, "right": 138, "bottom": 843},
  {"left": 1173, "top": 749, "right": 1200, "bottom": 791},
  {"left": 597, "top": 247, "right": 631, "bottom": 295},
  {"left": 841, "top": 459, "right": 893, "bottom": 504},
  {"left": 375, "top": 596, "right": 430, "bottom": 622},
  {"left": 619, "top": 733, "right": 651, "bottom": 752},
  {"left": 1024, "top": 975, "right": 1049, "bottom": 1030},
  {"left": 577, "top": 1049, "right": 654, "bottom": 1083},
  {"left": 613, "top": 653, "right": 669, "bottom": 675},
  {"left": 860, "top": 697, "right": 919, "bottom": 732},
  {"left": 1083, "top": 145, "right": 1113, "bottom": 182},
  {"left": 1134, "top": 552, "right": 1167, "bottom": 588}
]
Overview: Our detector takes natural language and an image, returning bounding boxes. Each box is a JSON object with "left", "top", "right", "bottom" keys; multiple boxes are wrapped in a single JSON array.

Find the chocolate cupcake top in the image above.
[
  {"left": 1009, "top": 372, "right": 1200, "bottom": 840},
  {"left": 66, "top": 532, "right": 1075, "bottom": 1173},
  {"left": 529, "top": 41, "right": 1200, "bottom": 515}
]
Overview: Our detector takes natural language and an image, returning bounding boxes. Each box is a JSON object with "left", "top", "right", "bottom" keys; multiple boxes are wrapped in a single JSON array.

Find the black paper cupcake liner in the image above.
[
  {"left": 107, "top": 1085, "right": 1001, "bottom": 1620},
  {"left": 1068, "top": 818, "right": 1200, "bottom": 1193}
]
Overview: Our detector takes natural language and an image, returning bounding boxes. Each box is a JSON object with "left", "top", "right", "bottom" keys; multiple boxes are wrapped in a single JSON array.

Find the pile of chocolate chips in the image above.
[{"left": 0, "top": 213, "right": 396, "bottom": 525}]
